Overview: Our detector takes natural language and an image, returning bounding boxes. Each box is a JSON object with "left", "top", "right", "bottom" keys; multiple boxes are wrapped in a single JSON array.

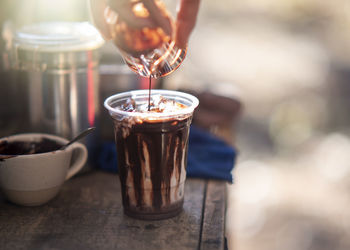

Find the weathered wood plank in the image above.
[
  {"left": 0, "top": 171, "right": 206, "bottom": 250},
  {"left": 200, "top": 180, "right": 227, "bottom": 250}
]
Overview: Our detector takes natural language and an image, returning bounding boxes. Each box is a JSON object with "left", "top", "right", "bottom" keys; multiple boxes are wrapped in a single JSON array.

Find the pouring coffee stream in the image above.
[{"left": 148, "top": 76, "right": 152, "bottom": 111}]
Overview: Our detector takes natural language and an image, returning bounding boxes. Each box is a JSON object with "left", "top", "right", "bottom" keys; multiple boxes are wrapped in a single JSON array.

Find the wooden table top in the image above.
[{"left": 0, "top": 170, "right": 226, "bottom": 250}]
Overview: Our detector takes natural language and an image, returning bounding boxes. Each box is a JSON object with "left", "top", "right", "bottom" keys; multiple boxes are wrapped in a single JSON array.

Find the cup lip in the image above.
[
  {"left": 104, "top": 89, "right": 199, "bottom": 119},
  {"left": 0, "top": 133, "right": 70, "bottom": 158}
]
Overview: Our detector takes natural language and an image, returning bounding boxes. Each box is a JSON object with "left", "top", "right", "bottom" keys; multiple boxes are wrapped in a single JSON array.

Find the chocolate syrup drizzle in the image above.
[
  {"left": 115, "top": 117, "right": 191, "bottom": 213},
  {"left": 148, "top": 76, "right": 152, "bottom": 111}
]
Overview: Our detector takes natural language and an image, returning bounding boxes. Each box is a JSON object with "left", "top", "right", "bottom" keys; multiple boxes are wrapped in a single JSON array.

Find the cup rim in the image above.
[
  {"left": 104, "top": 89, "right": 199, "bottom": 119},
  {"left": 0, "top": 133, "right": 69, "bottom": 158}
]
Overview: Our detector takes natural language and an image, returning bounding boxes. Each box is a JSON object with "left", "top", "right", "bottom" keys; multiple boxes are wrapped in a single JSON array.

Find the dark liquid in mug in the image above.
[{"left": 0, "top": 138, "right": 63, "bottom": 156}]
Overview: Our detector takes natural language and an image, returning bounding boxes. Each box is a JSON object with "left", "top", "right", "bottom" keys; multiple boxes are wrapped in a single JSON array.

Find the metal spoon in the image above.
[{"left": 60, "top": 127, "right": 96, "bottom": 150}]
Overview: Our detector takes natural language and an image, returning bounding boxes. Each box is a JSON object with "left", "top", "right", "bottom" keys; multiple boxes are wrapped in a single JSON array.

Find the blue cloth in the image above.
[{"left": 97, "top": 125, "right": 236, "bottom": 183}]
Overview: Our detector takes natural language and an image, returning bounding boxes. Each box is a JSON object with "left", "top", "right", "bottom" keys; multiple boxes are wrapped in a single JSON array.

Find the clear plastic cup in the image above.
[{"left": 104, "top": 90, "right": 199, "bottom": 220}]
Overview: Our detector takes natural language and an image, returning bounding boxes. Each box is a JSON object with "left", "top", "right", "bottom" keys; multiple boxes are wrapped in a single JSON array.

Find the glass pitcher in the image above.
[{"left": 89, "top": 0, "right": 186, "bottom": 78}]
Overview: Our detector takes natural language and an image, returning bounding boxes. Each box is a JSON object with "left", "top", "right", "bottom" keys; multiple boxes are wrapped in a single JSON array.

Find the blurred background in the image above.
[
  {"left": 2, "top": 0, "right": 350, "bottom": 249},
  {"left": 164, "top": 1, "right": 350, "bottom": 248}
]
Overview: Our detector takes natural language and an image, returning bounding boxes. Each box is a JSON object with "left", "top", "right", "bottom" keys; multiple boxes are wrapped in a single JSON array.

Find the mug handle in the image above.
[{"left": 66, "top": 143, "right": 88, "bottom": 180}]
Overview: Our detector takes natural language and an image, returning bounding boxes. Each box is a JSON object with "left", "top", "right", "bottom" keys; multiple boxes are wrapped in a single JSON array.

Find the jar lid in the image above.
[{"left": 14, "top": 22, "right": 104, "bottom": 52}]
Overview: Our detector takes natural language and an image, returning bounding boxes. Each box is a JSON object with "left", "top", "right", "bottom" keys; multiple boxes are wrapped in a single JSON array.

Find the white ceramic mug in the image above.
[{"left": 0, "top": 133, "right": 88, "bottom": 206}]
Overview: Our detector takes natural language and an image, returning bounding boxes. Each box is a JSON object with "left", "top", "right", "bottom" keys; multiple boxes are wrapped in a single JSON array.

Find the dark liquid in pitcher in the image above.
[{"left": 107, "top": 1, "right": 186, "bottom": 78}]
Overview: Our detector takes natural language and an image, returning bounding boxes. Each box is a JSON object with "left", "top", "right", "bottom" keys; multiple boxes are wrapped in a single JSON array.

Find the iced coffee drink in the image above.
[{"left": 104, "top": 90, "right": 199, "bottom": 220}]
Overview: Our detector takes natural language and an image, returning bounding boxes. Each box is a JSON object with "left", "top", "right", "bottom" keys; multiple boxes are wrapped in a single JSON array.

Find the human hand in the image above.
[
  {"left": 89, "top": 0, "right": 170, "bottom": 39},
  {"left": 89, "top": 0, "right": 200, "bottom": 48},
  {"left": 175, "top": 0, "right": 200, "bottom": 48}
]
